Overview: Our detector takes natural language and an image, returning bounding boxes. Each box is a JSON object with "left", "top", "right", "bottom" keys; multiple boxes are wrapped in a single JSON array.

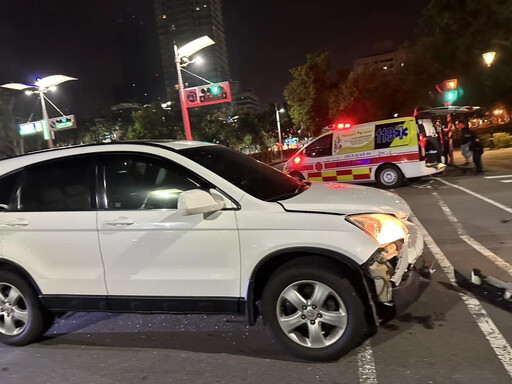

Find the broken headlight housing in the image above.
[
  {"left": 347, "top": 214, "right": 410, "bottom": 303},
  {"left": 347, "top": 213, "right": 408, "bottom": 247}
]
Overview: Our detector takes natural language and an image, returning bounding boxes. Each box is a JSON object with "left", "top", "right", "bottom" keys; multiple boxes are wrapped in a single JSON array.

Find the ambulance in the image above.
[{"left": 283, "top": 116, "right": 446, "bottom": 188}]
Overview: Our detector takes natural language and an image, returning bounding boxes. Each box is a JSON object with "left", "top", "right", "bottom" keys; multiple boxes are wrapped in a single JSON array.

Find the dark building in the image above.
[
  {"left": 113, "top": 0, "right": 165, "bottom": 105},
  {"left": 153, "top": 0, "right": 230, "bottom": 100}
]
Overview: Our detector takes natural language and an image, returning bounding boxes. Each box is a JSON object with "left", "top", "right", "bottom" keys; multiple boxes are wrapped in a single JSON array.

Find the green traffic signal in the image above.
[
  {"left": 444, "top": 90, "right": 458, "bottom": 103},
  {"left": 211, "top": 85, "right": 221, "bottom": 96}
]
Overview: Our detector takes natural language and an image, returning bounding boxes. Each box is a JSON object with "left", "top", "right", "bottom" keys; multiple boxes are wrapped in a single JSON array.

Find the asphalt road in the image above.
[{"left": 1, "top": 169, "right": 511, "bottom": 383}]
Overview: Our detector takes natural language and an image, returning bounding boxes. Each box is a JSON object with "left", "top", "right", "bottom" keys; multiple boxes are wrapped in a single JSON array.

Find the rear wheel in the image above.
[
  {"left": 376, "top": 164, "right": 403, "bottom": 188},
  {"left": 262, "top": 261, "right": 367, "bottom": 361},
  {"left": 0, "top": 271, "right": 50, "bottom": 346}
]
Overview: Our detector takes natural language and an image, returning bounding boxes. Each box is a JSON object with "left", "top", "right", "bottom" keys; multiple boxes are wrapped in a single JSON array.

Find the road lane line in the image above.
[
  {"left": 357, "top": 340, "right": 378, "bottom": 384},
  {"left": 411, "top": 216, "right": 512, "bottom": 379},
  {"left": 501, "top": 180, "right": 512, "bottom": 183},
  {"left": 433, "top": 191, "right": 512, "bottom": 277},
  {"left": 484, "top": 175, "right": 512, "bottom": 179},
  {"left": 435, "top": 178, "right": 512, "bottom": 214}
]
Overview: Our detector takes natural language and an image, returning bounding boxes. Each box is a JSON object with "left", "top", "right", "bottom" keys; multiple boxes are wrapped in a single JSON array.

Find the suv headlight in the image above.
[{"left": 347, "top": 213, "right": 408, "bottom": 246}]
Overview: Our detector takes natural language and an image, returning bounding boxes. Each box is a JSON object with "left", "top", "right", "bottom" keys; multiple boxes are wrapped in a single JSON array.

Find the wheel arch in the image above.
[
  {"left": 0, "top": 259, "right": 42, "bottom": 296},
  {"left": 246, "top": 247, "right": 378, "bottom": 329}
]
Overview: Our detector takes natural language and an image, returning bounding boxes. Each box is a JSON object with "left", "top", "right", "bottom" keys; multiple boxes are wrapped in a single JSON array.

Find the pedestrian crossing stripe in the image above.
[{"left": 306, "top": 168, "right": 372, "bottom": 182}]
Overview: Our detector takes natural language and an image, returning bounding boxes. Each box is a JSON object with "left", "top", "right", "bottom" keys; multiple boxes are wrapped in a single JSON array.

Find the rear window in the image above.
[{"left": 19, "top": 156, "right": 94, "bottom": 212}]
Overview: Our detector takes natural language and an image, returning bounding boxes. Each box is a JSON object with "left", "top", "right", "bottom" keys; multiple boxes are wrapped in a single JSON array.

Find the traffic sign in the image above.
[
  {"left": 18, "top": 121, "right": 44, "bottom": 136},
  {"left": 49, "top": 114, "right": 77, "bottom": 130},
  {"left": 184, "top": 81, "right": 231, "bottom": 108}
]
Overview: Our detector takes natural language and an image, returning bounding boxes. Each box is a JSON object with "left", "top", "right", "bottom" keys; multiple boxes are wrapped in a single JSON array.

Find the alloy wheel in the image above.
[
  {"left": 276, "top": 280, "right": 348, "bottom": 348},
  {"left": 0, "top": 283, "right": 29, "bottom": 336}
]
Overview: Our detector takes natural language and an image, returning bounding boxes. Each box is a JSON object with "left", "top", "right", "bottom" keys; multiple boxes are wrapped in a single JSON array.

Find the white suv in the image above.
[{"left": 0, "top": 141, "right": 428, "bottom": 361}]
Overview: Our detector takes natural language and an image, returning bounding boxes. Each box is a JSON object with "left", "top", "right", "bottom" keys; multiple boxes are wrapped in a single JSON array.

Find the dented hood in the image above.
[{"left": 279, "top": 182, "right": 411, "bottom": 219}]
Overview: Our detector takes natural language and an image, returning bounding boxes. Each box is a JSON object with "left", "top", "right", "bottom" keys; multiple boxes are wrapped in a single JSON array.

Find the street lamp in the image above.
[
  {"left": 1, "top": 75, "right": 77, "bottom": 148},
  {"left": 482, "top": 51, "right": 496, "bottom": 67},
  {"left": 174, "top": 36, "right": 215, "bottom": 141},
  {"left": 275, "top": 104, "right": 285, "bottom": 160}
]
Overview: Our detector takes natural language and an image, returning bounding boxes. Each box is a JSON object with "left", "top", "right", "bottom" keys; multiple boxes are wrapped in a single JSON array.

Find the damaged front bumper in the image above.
[{"left": 362, "top": 220, "right": 431, "bottom": 323}]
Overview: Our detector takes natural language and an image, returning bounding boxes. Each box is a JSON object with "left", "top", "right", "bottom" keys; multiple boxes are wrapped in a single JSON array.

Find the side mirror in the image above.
[{"left": 178, "top": 189, "right": 226, "bottom": 216}]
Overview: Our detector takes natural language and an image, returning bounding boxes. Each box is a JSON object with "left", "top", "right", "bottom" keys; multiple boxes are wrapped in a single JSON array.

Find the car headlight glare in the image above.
[{"left": 347, "top": 214, "right": 408, "bottom": 246}]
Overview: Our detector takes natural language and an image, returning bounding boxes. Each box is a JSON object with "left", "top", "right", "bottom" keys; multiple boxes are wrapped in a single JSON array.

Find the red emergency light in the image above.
[
  {"left": 293, "top": 156, "right": 302, "bottom": 165},
  {"left": 336, "top": 123, "right": 351, "bottom": 129}
]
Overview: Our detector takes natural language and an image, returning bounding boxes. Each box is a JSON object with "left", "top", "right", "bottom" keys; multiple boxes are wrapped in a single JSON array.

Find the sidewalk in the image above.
[{"left": 444, "top": 147, "right": 512, "bottom": 175}]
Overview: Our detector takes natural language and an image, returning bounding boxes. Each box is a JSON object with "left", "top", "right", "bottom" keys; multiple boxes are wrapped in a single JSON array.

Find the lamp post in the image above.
[
  {"left": 174, "top": 36, "right": 215, "bottom": 141},
  {"left": 1, "top": 75, "right": 77, "bottom": 149},
  {"left": 275, "top": 103, "right": 285, "bottom": 160}
]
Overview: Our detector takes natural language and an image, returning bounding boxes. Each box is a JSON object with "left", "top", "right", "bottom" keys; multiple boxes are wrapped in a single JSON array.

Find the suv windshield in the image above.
[{"left": 180, "top": 146, "right": 306, "bottom": 201}]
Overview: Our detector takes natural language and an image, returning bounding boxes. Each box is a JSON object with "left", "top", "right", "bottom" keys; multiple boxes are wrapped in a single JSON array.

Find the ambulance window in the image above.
[{"left": 304, "top": 134, "right": 333, "bottom": 158}]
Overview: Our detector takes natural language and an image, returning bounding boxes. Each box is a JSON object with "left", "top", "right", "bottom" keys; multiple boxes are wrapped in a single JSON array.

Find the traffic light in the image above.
[
  {"left": 444, "top": 90, "right": 458, "bottom": 104},
  {"left": 184, "top": 81, "right": 232, "bottom": 107},
  {"left": 200, "top": 84, "right": 227, "bottom": 102},
  {"left": 436, "top": 79, "right": 459, "bottom": 106}
]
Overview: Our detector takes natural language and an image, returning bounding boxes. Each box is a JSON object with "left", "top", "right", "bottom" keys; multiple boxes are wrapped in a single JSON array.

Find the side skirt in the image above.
[{"left": 40, "top": 295, "right": 246, "bottom": 315}]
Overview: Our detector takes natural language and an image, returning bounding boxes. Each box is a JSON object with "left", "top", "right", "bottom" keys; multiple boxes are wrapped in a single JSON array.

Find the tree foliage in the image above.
[
  {"left": 0, "top": 92, "right": 21, "bottom": 157},
  {"left": 284, "top": 52, "right": 333, "bottom": 137},
  {"left": 127, "top": 103, "right": 184, "bottom": 140}
]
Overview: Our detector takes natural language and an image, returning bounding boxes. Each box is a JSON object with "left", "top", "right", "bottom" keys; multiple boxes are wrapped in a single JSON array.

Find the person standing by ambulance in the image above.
[
  {"left": 458, "top": 120, "right": 475, "bottom": 165},
  {"left": 443, "top": 114, "right": 455, "bottom": 165}
]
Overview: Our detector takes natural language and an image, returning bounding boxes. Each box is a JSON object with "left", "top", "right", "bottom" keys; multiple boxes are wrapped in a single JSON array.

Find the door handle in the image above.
[
  {"left": 104, "top": 217, "right": 135, "bottom": 227},
  {"left": 1, "top": 219, "right": 30, "bottom": 227}
]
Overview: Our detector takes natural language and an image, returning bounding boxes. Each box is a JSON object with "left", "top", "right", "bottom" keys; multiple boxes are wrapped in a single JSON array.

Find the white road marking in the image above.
[
  {"left": 501, "top": 180, "right": 512, "bottom": 183},
  {"left": 435, "top": 178, "right": 512, "bottom": 214},
  {"left": 484, "top": 175, "right": 512, "bottom": 179},
  {"left": 411, "top": 216, "right": 512, "bottom": 379},
  {"left": 433, "top": 191, "right": 512, "bottom": 277},
  {"left": 357, "top": 340, "right": 378, "bottom": 384}
]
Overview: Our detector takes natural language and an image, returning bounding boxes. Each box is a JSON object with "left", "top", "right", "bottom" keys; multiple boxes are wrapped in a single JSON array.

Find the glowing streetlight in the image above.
[
  {"left": 1, "top": 75, "right": 77, "bottom": 148},
  {"left": 482, "top": 51, "right": 496, "bottom": 67}
]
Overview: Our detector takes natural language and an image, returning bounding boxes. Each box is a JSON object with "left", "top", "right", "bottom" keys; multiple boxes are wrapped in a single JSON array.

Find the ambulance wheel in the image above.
[
  {"left": 290, "top": 171, "right": 305, "bottom": 181},
  {"left": 376, "top": 164, "right": 403, "bottom": 188}
]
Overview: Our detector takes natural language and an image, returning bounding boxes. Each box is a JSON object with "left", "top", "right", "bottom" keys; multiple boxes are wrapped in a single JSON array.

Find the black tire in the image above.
[
  {"left": 261, "top": 259, "right": 367, "bottom": 361},
  {"left": 0, "top": 271, "right": 49, "bottom": 346},
  {"left": 289, "top": 171, "right": 305, "bottom": 181},
  {"left": 376, "top": 164, "right": 403, "bottom": 188}
]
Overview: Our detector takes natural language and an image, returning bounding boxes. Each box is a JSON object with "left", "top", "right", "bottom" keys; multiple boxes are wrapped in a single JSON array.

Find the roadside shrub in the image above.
[
  {"left": 492, "top": 132, "right": 512, "bottom": 149},
  {"left": 479, "top": 133, "right": 492, "bottom": 148}
]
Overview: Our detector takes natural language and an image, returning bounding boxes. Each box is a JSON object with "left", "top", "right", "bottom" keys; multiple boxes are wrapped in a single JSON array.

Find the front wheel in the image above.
[
  {"left": 0, "top": 271, "right": 50, "bottom": 346},
  {"left": 261, "top": 261, "right": 367, "bottom": 361},
  {"left": 376, "top": 164, "right": 403, "bottom": 188}
]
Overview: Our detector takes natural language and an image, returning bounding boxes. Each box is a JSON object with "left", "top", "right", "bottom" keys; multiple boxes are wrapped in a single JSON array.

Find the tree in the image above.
[
  {"left": 408, "top": 0, "right": 512, "bottom": 106},
  {"left": 0, "top": 91, "right": 21, "bottom": 156},
  {"left": 284, "top": 52, "right": 334, "bottom": 137},
  {"left": 329, "top": 67, "right": 418, "bottom": 124},
  {"left": 127, "top": 103, "right": 184, "bottom": 140}
]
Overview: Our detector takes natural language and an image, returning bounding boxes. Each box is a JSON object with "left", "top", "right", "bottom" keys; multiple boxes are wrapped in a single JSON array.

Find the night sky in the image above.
[{"left": 0, "top": 0, "right": 430, "bottom": 118}]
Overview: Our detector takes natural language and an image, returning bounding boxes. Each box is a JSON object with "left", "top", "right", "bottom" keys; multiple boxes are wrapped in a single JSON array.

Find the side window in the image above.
[
  {"left": 303, "top": 134, "right": 333, "bottom": 158},
  {"left": 102, "top": 154, "right": 203, "bottom": 210},
  {"left": 19, "top": 157, "right": 93, "bottom": 212},
  {"left": 0, "top": 173, "right": 20, "bottom": 210}
]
